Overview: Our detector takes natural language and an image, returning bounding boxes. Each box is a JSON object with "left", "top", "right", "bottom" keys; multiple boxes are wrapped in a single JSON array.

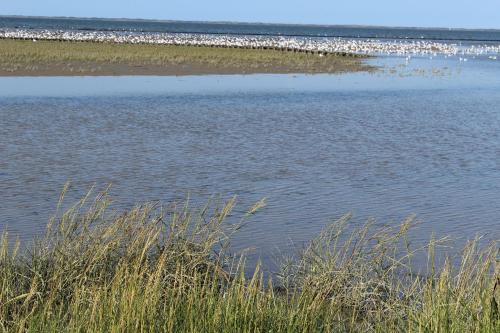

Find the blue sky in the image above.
[{"left": 2, "top": 0, "right": 500, "bottom": 29}]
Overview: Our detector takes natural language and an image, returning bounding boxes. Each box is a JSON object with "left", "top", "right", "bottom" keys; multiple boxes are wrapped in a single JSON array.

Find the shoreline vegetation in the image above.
[
  {"left": 1, "top": 189, "right": 499, "bottom": 332},
  {"left": 0, "top": 39, "right": 373, "bottom": 76}
]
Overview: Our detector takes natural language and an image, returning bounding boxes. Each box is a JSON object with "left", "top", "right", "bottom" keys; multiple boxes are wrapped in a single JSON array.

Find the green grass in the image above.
[
  {"left": 0, "top": 38, "right": 372, "bottom": 75},
  {"left": 1, "top": 187, "right": 499, "bottom": 332}
]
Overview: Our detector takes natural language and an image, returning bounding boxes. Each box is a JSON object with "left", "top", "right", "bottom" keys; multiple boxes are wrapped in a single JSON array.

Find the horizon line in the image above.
[{"left": 2, "top": 14, "right": 500, "bottom": 31}]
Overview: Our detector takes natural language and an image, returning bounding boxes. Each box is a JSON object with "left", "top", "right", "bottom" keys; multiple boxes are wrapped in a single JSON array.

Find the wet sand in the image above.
[{"left": 0, "top": 39, "right": 373, "bottom": 76}]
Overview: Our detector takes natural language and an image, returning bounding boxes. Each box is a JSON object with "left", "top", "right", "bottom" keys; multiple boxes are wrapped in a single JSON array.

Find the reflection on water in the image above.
[{"left": 1, "top": 56, "right": 500, "bottom": 264}]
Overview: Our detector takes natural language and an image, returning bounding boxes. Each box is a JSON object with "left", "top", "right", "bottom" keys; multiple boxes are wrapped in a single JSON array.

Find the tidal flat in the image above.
[
  {"left": 0, "top": 39, "right": 372, "bottom": 76},
  {"left": 2, "top": 16, "right": 500, "bottom": 332}
]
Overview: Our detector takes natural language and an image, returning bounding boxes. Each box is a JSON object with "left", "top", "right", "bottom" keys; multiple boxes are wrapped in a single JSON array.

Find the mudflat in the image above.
[{"left": 0, "top": 39, "right": 373, "bottom": 76}]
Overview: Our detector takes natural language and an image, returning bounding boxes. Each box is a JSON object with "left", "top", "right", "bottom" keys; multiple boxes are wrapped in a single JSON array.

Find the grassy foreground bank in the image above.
[
  {"left": 1, "top": 190, "right": 499, "bottom": 332},
  {"left": 0, "top": 39, "right": 372, "bottom": 76}
]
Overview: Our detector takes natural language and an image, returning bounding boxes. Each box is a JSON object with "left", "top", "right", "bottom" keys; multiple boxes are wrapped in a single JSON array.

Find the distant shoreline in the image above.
[
  {"left": 0, "top": 39, "right": 373, "bottom": 76},
  {"left": 3, "top": 14, "right": 500, "bottom": 31}
]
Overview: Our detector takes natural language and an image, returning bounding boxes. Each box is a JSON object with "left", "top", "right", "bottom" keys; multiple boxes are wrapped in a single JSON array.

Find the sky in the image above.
[{"left": 1, "top": 0, "right": 500, "bottom": 29}]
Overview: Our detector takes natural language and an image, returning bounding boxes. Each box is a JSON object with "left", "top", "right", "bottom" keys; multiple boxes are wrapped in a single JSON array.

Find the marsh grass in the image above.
[
  {"left": 0, "top": 38, "right": 372, "bottom": 75},
  {"left": 0, "top": 188, "right": 499, "bottom": 332}
]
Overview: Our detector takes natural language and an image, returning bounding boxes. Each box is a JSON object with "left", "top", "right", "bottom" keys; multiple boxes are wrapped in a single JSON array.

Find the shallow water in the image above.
[{"left": 1, "top": 56, "right": 500, "bottom": 265}]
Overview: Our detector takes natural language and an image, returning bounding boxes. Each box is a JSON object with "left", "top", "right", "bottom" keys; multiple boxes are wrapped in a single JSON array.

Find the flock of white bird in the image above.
[{"left": 1, "top": 28, "right": 500, "bottom": 59}]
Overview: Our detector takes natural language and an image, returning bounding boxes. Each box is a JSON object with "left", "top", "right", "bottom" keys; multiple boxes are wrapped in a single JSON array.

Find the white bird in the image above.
[{"left": 1, "top": 27, "right": 499, "bottom": 59}]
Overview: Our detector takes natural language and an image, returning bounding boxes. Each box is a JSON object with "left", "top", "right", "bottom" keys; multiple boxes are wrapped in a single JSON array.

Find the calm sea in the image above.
[{"left": 2, "top": 16, "right": 500, "bottom": 42}]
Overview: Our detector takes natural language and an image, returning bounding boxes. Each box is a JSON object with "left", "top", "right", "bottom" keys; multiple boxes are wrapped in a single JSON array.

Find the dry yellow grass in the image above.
[{"left": 0, "top": 187, "right": 499, "bottom": 332}]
